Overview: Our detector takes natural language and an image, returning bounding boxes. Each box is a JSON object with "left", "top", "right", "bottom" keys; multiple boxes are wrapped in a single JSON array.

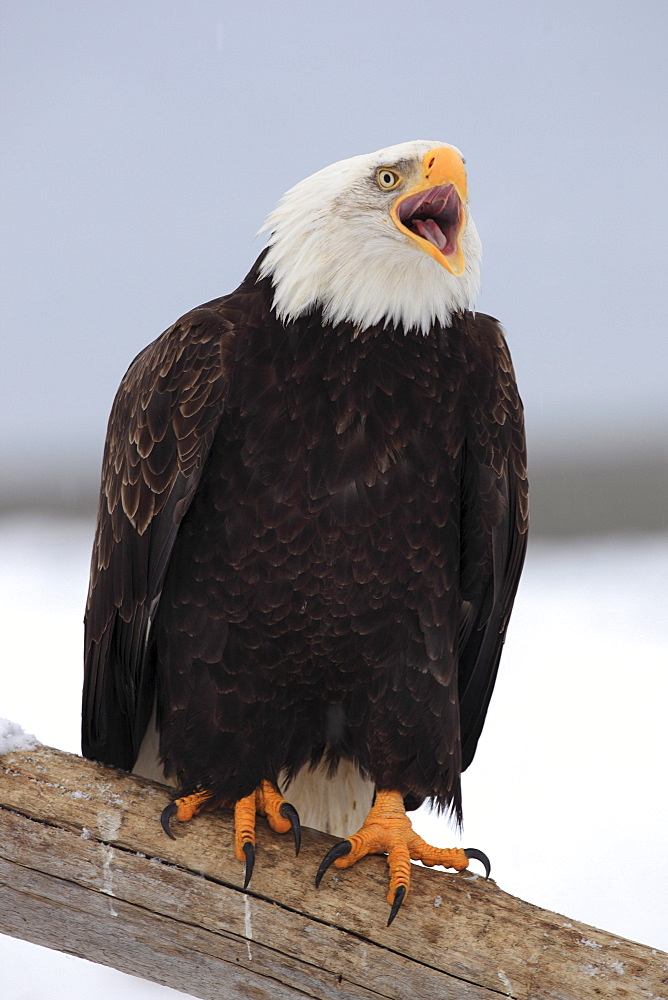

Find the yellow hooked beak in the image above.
[{"left": 390, "top": 146, "right": 468, "bottom": 276}]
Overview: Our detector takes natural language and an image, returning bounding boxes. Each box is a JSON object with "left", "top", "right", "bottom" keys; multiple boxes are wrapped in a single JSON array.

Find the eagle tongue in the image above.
[{"left": 413, "top": 217, "right": 448, "bottom": 253}]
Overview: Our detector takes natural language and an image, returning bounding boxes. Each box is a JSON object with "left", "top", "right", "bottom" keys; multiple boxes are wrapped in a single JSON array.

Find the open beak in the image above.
[{"left": 390, "top": 146, "right": 468, "bottom": 276}]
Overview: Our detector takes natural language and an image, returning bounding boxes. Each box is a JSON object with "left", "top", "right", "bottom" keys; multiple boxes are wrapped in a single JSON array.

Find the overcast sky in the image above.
[{"left": 2, "top": 0, "right": 667, "bottom": 480}]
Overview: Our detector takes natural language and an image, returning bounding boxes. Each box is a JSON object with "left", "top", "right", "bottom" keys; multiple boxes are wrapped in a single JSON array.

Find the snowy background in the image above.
[{"left": 2, "top": 0, "right": 667, "bottom": 996}]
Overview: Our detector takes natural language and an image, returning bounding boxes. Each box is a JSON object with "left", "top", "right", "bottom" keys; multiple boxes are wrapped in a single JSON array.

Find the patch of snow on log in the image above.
[{"left": 0, "top": 718, "right": 41, "bottom": 755}]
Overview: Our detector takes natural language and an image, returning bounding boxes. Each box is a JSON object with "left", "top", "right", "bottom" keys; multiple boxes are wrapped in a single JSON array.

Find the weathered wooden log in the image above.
[{"left": 0, "top": 745, "right": 666, "bottom": 999}]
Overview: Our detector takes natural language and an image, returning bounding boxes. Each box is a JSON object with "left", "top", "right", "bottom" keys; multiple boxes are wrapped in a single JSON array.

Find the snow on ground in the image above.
[{"left": 1, "top": 516, "right": 667, "bottom": 997}]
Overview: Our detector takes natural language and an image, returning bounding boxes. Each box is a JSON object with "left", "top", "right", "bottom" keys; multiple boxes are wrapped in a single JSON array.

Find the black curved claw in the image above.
[
  {"left": 315, "top": 840, "right": 352, "bottom": 888},
  {"left": 160, "top": 802, "right": 178, "bottom": 840},
  {"left": 387, "top": 884, "right": 406, "bottom": 927},
  {"left": 464, "top": 847, "right": 491, "bottom": 879},
  {"left": 279, "top": 801, "right": 302, "bottom": 856},
  {"left": 242, "top": 840, "right": 255, "bottom": 889}
]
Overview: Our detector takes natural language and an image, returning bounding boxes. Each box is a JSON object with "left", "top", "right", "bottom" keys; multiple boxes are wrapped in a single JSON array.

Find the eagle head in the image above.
[{"left": 259, "top": 139, "right": 482, "bottom": 335}]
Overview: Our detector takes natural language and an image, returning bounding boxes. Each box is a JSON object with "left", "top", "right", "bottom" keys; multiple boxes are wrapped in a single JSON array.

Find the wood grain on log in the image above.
[{"left": 1, "top": 745, "right": 666, "bottom": 1000}]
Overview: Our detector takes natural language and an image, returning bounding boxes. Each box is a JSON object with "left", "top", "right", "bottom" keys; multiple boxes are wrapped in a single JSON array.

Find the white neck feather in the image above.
[{"left": 258, "top": 140, "right": 482, "bottom": 335}]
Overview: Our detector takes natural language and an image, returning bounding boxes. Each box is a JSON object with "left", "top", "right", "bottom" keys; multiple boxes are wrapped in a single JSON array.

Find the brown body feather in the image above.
[{"left": 83, "top": 259, "right": 528, "bottom": 823}]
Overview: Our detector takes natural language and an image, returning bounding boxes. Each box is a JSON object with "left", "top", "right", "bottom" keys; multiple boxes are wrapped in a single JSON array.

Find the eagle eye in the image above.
[{"left": 376, "top": 168, "right": 401, "bottom": 191}]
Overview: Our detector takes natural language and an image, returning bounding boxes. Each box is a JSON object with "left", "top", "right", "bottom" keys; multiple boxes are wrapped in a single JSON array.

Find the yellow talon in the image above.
[
  {"left": 325, "top": 789, "right": 469, "bottom": 907},
  {"left": 234, "top": 780, "right": 300, "bottom": 863},
  {"left": 256, "top": 780, "right": 293, "bottom": 834},
  {"left": 160, "top": 780, "right": 300, "bottom": 887},
  {"left": 173, "top": 789, "right": 212, "bottom": 822},
  {"left": 234, "top": 789, "right": 258, "bottom": 862}
]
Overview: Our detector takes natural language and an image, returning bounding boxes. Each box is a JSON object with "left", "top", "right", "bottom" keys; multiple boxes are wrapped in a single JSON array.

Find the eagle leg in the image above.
[
  {"left": 234, "top": 780, "right": 301, "bottom": 889},
  {"left": 160, "top": 790, "right": 212, "bottom": 840},
  {"left": 315, "top": 790, "right": 488, "bottom": 925}
]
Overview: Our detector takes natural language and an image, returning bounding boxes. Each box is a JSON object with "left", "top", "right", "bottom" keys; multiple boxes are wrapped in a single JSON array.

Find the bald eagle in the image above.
[{"left": 83, "top": 140, "right": 528, "bottom": 924}]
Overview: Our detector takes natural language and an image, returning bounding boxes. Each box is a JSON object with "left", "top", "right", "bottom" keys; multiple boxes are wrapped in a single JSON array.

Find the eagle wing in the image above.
[
  {"left": 457, "top": 314, "right": 529, "bottom": 770},
  {"left": 82, "top": 301, "right": 235, "bottom": 769}
]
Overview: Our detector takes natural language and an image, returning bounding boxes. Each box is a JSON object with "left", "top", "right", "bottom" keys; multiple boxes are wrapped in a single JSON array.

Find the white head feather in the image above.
[{"left": 259, "top": 140, "right": 482, "bottom": 335}]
